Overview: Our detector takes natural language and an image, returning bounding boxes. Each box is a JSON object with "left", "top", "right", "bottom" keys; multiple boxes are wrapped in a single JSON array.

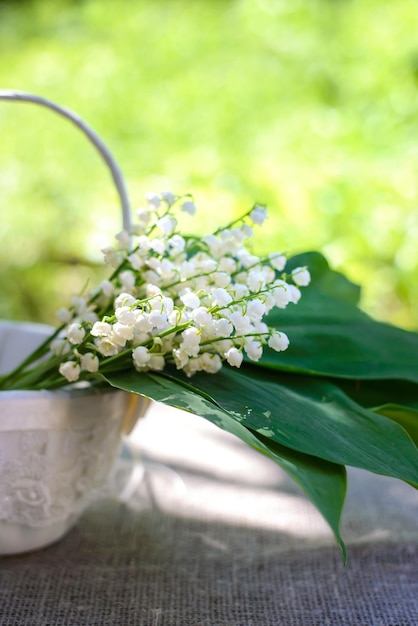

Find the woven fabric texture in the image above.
[{"left": 1, "top": 403, "right": 417, "bottom": 626}]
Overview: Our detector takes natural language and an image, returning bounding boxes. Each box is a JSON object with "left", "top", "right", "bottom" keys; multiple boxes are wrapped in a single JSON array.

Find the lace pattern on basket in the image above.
[{"left": 0, "top": 420, "right": 121, "bottom": 526}]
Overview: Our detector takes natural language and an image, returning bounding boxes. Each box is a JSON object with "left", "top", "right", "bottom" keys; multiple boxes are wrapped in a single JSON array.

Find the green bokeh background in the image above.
[{"left": 0, "top": 0, "right": 417, "bottom": 328}]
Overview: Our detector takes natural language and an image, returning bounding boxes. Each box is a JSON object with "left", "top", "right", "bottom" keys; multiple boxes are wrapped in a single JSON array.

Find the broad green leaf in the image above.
[
  {"left": 262, "top": 286, "right": 418, "bottom": 383},
  {"left": 372, "top": 404, "right": 418, "bottom": 447},
  {"left": 285, "top": 252, "right": 361, "bottom": 306},
  {"left": 327, "top": 378, "right": 418, "bottom": 447},
  {"left": 335, "top": 378, "right": 418, "bottom": 411},
  {"left": 258, "top": 251, "right": 418, "bottom": 382},
  {"left": 248, "top": 430, "right": 347, "bottom": 562},
  {"left": 105, "top": 368, "right": 347, "bottom": 558},
  {"left": 133, "top": 365, "right": 418, "bottom": 486}
]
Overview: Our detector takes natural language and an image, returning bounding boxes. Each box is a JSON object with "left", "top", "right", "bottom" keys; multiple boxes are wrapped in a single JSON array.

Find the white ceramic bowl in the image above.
[{"left": 0, "top": 321, "right": 148, "bottom": 554}]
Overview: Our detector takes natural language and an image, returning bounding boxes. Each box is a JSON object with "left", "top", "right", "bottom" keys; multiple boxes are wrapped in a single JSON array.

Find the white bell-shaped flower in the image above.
[
  {"left": 65, "top": 323, "right": 85, "bottom": 345},
  {"left": 225, "top": 347, "right": 243, "bottom": 368},
  {"left": 59, "top": 361, "right": 81, "bottom": 382},
  {"left": 269, "top": 253, "right": 287, "bottom": 271},
  {"left": 212, "top": 288, "right": 233, "bottom": 307},
  {"left": 80, "top": 353, "right": 99, "bottom": 373},
  {"left": 268, "top": 332, "right": 290, "bottom": 352},
  {"left": 132, "top": 346, "right": 151, "bottom": 368},
  {"left": 249, "top": 205, "right": 268, "bottom": 225},
  {"left": 181, "top": 291, "right": 201, "bottom": 309},
  {"left": 292, "top": 267, "right": 311, "bottom": 287},
  {"left": 191, "top": 307, "right": 212, "bottom": 327},
  {"left": 244, "top": 340, "right": 263, "bottom": 361}
]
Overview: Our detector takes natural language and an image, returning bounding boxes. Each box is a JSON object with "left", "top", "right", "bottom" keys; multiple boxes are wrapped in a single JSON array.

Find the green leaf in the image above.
[
  {"left": 105, "top": 360, "right": 418, "bottom": 558},
  {"left": 372, "top": 404, "right": 418, "bottom": 448},
  {"left": 132, "top": 365, "right": 418, "bottom": 486},
  {"left": 321, "top": 378, "right": 418, "bottom": 449},
  {"left": 249, "top": 430, "right": 347, "bottom": 562},
  {"left": 104, "top": 368, "right": 347, "bottom": 557},
  {"left": 260, "top": 255, "right": 418, "bottom": 382},
  {"left": 336, "top": 378, "right": 418, "bottom": 411},
  {"left": 285, "top": 251, "right": 361, "bottom": 306}
]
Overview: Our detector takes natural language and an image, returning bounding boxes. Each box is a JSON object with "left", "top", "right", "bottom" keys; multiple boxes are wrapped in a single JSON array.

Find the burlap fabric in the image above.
[{"left": 1, "top": 403, "right": 417, "bottom": 625}]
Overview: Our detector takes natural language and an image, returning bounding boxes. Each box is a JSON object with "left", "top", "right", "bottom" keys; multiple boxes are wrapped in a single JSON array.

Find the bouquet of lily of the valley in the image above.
[{"left": 1, "top": 93, "right": 417, "bottom": 562}]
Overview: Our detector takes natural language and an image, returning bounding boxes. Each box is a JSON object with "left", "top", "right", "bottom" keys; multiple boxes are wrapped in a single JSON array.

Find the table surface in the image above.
[{"left": 1, "top": 402, "right": 417, "bottom": 626}]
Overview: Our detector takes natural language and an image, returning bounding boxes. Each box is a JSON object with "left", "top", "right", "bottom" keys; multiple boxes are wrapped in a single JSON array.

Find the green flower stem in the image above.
[
  {"left": 200, "top": 331, "right": 271, "bottom": 348},
  {"left": 212, "top": 206, "right": 255, "bottom": 235},
  {"left": 97, "top": 350, "right": 133, "bottom": 371},
  {"left": 97, "top": 320, "right": 194, "bottom": 371},
  {"left": 1, "top": 353, "right": 66, "bottom": 390},
  {"left": 162, "top": 271, "right": 216, "bottom": 291},
  {"left": 208, "top": 288, "right": 275, "bottom": 316},
  {"left": 230, "top": 255, "right": 288, "bottom": 277},
  {"left": 29, "top": 374, "right": 67, "bottom": 390},
  {"left": 0, "top": 326, "right": 63, "bottom": 390}
]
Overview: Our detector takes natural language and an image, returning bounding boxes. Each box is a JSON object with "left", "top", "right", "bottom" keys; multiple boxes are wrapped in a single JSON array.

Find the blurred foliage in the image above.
[{"left": 0, "top": 0, "right": 417, "bottom": 327}]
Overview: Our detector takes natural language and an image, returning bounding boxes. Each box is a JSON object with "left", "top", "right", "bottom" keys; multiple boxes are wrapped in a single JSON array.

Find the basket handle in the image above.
[{"left": 0, "top": 90, "right": 132, "bottom": 231}]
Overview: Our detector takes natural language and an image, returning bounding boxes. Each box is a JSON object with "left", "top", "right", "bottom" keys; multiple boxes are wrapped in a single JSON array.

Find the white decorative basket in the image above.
[
  {"left": 0, "top": 93, "right": 149, "bottom": 554},
  {"left": 0, "top": 321, "right": 149, "bottom": 555}
]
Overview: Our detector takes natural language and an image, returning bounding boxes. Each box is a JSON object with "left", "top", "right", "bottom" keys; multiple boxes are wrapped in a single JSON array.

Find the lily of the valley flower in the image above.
[{"left": 48, "top": 192, "right": 310, "bottom": 383}]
